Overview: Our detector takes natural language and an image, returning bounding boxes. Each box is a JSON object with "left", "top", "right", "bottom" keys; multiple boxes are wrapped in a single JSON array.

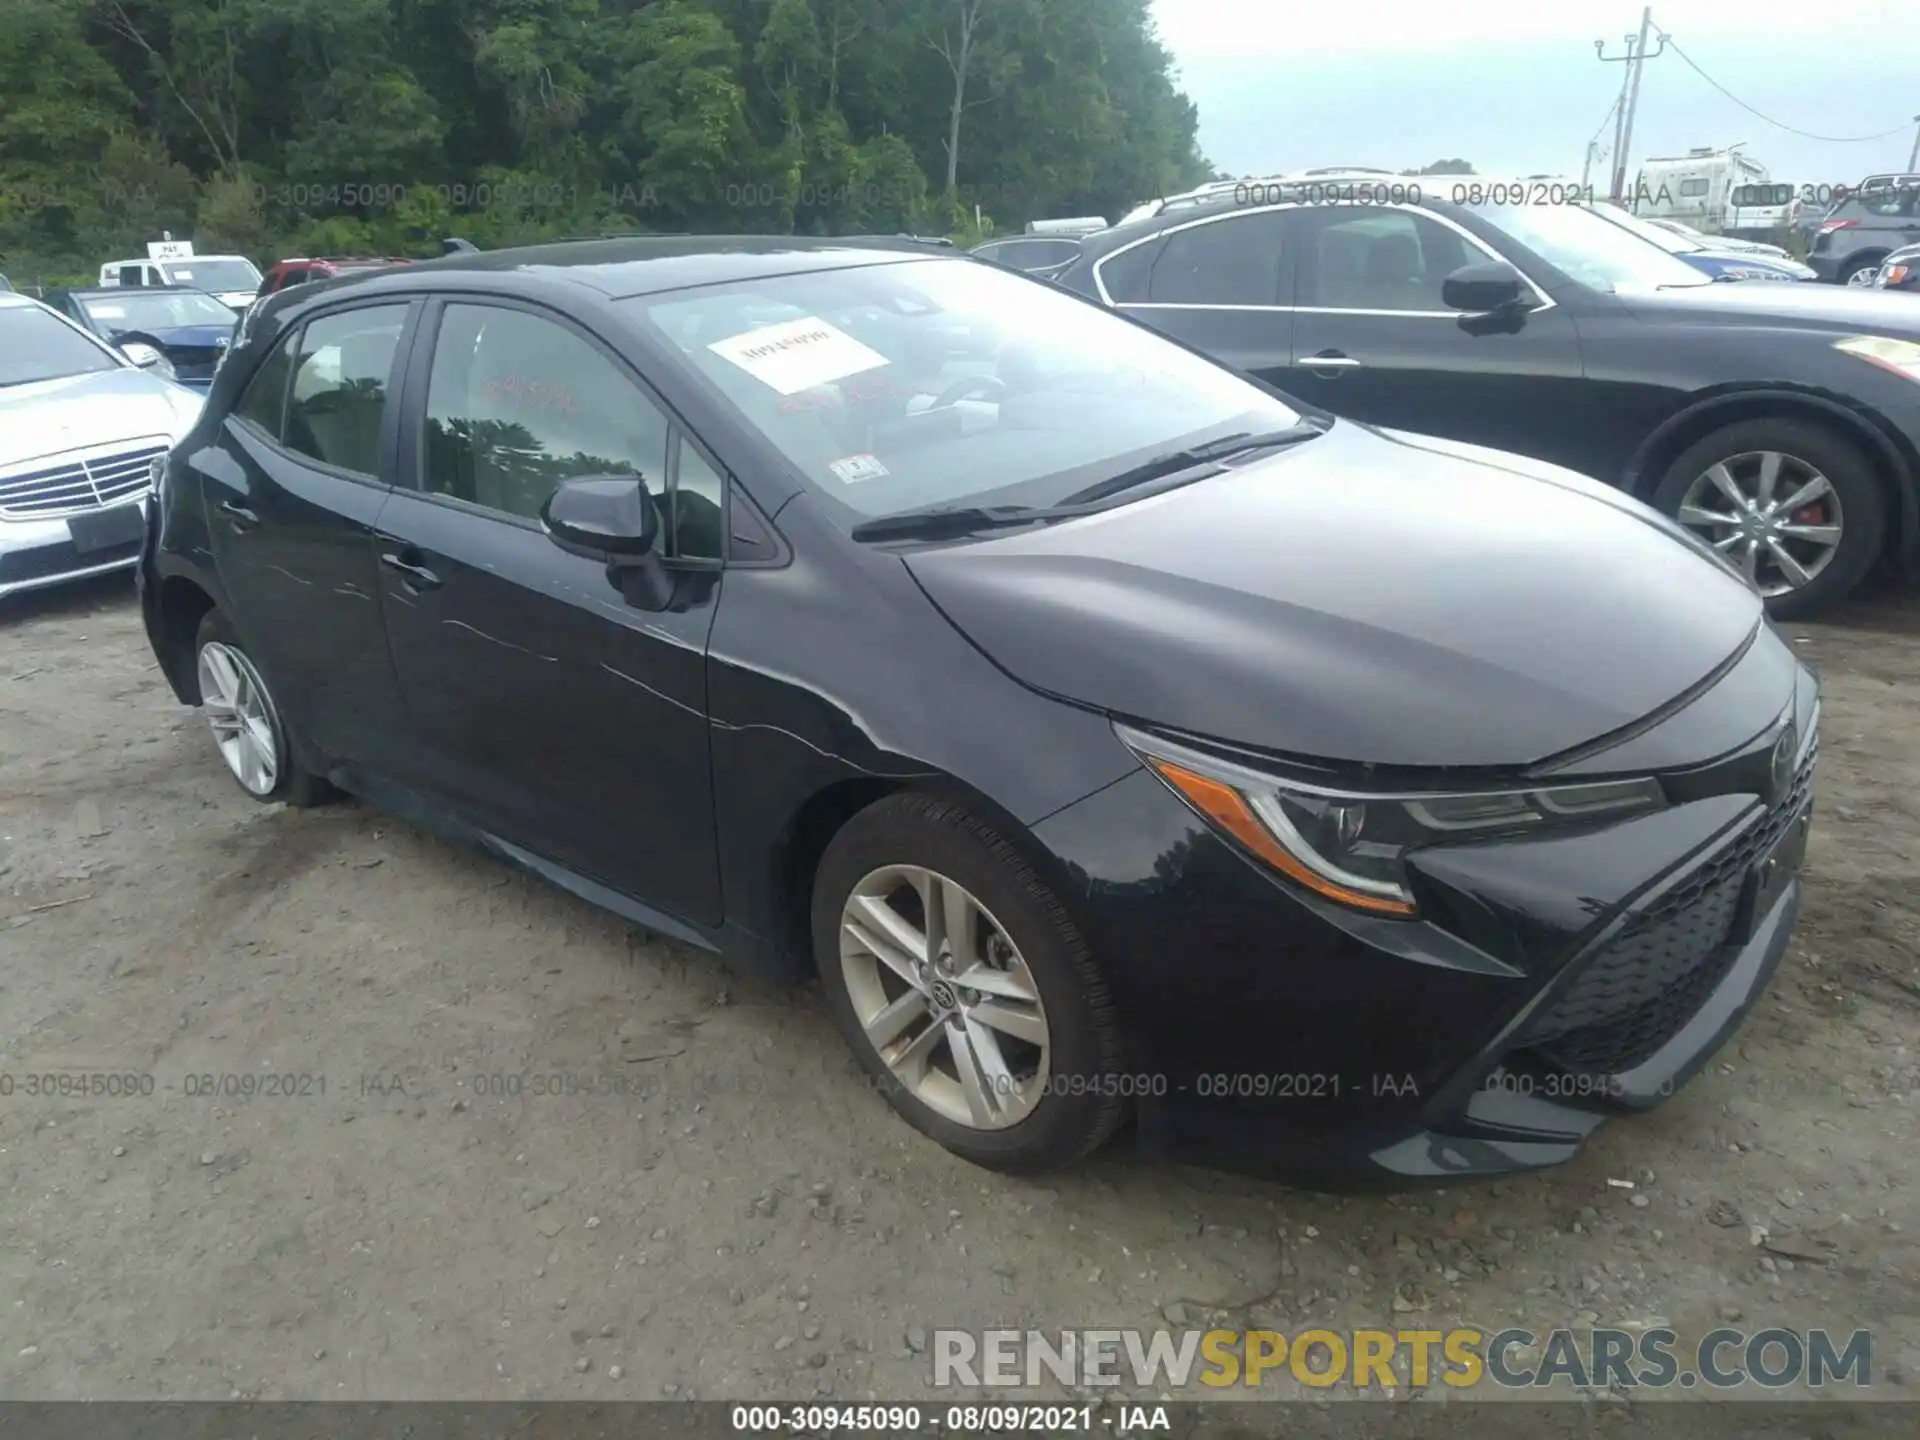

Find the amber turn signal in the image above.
[{"left": 1146, "top": 757, "right": 1419, "bottom": 917}]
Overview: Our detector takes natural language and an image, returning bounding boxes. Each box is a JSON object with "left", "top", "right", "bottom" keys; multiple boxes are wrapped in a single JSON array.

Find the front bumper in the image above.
[
  {"left": 1031, "top": 645, "right": 1819, "bottom": 1190},
  {"left": 0, "top": 502, "right": 146, "bottom": 600}
]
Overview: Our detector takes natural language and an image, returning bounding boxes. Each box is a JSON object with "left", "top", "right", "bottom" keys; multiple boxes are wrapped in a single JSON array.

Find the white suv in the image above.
[{"left": 99, "top": 255, "right": 263, "bottom": 312}]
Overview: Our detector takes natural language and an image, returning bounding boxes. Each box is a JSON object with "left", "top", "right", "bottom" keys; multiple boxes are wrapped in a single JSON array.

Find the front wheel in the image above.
[
  {"left": 811, "top": 793, "right": 1126, "bottom": 1173},
  {"left": 1841, "top": 257, "right": 1884, "bottom": 286},
  {"left": 1652, "top": 418, "right": 1887, "bottom": 619}
]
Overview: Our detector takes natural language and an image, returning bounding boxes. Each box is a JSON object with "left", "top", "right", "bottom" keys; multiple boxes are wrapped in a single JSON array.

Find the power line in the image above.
[
  {"left": 1587, "top": 87, "right": 1622, "bottom": 157},
  {"left": 1661, "top": 33, "right": 1913, "bottom": 144}
]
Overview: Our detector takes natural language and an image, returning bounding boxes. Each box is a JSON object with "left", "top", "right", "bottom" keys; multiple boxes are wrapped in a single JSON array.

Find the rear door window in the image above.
[
  {"left": 283, "top": 305, "right": 408, "bottom": 477},
  {"left": 1146, "top": 212, "right": 1287, "bottom": 305}
]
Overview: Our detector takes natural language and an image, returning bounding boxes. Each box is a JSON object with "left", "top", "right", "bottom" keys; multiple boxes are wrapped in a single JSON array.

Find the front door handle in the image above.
[
  {"left": 379, "top": 551, "right": 443, "bottom": 591},
  {"left": 1299, "top": 351, "right": 1363, "bottom": 374},
  {"left": 218, "top": 499, "right": 259, "bottom": 530}
]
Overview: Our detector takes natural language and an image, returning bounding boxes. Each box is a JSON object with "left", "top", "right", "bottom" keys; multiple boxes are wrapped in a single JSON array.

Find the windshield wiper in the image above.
[
  {"left": 1053, "top": 420, "right": 1330, "bottom": 508},
  {"left": 850, "top": 504, "right": 1051, "bottom": 543},
  {"left": 849, "top": 421, "right": 1332, "bottom": 544}
]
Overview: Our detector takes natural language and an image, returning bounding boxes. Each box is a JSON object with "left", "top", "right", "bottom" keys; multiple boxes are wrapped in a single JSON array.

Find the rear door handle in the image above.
[
  {"left": 379, "top": 550, "right": 443, "bottom": 591},
  {"left": 218, "top": 499, "right": 259, "bottom": 530},
  {"left": 1300, "top": 351, "right": 1362, "bottom": 373}
]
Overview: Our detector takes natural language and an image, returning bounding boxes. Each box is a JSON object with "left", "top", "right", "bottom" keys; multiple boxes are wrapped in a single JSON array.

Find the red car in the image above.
[{"left": 257, "top": 256, "right": 413, "bottom": 297}]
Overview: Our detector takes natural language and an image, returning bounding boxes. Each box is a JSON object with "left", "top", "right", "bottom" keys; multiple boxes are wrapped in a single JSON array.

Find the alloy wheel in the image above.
[
  {"left": 1674, "top": 451, "right": 1844, "bottom": 598},
  {"left": 197, "top": 641, "right": 281, "bottom": 796},
  {"left": 1845, "top": 267, "right": 1879, "bottom": 287},
  {"left": 838, "top": 864, "right": 1051, "bottom": 1130}
]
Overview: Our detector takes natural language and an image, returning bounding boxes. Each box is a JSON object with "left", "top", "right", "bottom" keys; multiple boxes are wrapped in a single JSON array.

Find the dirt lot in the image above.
[{"left": 1, "top": 574, "right": 1916, "bottom": 1406}]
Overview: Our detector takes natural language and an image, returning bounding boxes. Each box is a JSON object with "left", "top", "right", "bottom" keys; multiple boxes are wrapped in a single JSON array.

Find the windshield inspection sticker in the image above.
[
  {"left": 709, "top": 317, "right": 888, "bottom": 395},
  {"left": 829, "top": 454, "right": 890, "bottom": 484}
]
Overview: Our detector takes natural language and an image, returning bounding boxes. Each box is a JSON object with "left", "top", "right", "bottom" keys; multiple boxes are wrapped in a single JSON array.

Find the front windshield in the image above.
[
  {"left": 78, "top": 290, "right": 239, "bottom": 331},
  {"left": 1467, "top": 203, "right": 1712, "bottom": 292},
  {"left": 1590, "top": 204, "right": 1700, "bottom": 254},
  {"left": 626, "top": 258, "right": 1301, "bottom": 521},
  {"left": 162, "top": 258, "right": 260, "bottom": 292},
  {"left": 0, "top": 306, "right": 121, "bottom": 387}
]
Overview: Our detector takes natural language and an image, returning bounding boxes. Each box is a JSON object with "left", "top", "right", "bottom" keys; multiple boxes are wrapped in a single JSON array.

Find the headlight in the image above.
[
  {"left": 1834, "top": 335, "right": 1920, "bottom": 383},
  {"left": 1882, "top": 261, "right": 1911, "bottom": 287},
  {"left": 1118, "top": 726, "right": 1666, "bottom": 918}
]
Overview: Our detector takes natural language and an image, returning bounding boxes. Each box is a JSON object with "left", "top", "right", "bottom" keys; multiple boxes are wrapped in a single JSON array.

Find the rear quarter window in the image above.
[{"left": 1095, "top": 236, "right": 1165, "bottom": 302}]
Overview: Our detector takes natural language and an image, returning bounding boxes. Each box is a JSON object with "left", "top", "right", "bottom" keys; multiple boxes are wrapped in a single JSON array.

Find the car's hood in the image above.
[
  {"left": 1690, "top": 251, "right": 1816, "bottom": 278},
  {"left": 0, "top": 368, "right": 202, "bottom": 470},
  {"left": 1620, "top": 278, "right": 1920, "bottom": 328},
  {"left": 906, "top": 423, "right": 1763, "bottom": 770}
]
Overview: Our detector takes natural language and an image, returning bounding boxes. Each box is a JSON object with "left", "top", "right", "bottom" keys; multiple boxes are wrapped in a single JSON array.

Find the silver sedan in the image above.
[{"left": 0, "top": 292, "right": 205, "bottom": 600}]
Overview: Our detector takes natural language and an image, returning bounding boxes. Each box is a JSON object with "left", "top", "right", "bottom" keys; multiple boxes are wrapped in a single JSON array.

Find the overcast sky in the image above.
[{"left": 1150, "top": 0, "right": 1920, "bottom": 187}]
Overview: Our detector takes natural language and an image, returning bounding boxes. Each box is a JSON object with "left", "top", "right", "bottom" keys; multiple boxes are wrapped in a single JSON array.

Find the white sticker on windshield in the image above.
[
  {"left": 829, "top": 454, "right": 890, "bottom": 484},
  {"left": 708, "top": 317, "right": 887, "bottom": 396},
  {"left": 90, "top": 305, "right": 127, "bottom": 319}
]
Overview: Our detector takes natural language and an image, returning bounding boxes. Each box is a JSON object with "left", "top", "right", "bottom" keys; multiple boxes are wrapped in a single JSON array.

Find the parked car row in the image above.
[{"left": 103, "top": 231, "right": 1830, "bottom": 1186}]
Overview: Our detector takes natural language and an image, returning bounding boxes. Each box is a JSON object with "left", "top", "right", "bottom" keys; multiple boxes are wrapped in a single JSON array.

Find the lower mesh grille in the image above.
[{"left": 1517, "top": 747, "right": 1815, "bottom": 1075}]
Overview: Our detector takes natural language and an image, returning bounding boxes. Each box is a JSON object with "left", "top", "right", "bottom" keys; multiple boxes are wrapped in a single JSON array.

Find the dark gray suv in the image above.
[{"left": 1809, "top": 175, "right": 1920, "bottom": 285}]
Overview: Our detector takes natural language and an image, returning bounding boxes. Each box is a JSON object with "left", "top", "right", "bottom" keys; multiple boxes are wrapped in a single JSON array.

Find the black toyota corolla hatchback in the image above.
[{"left": 138, "top": 237, "right": 1819, "bottom": 1187}]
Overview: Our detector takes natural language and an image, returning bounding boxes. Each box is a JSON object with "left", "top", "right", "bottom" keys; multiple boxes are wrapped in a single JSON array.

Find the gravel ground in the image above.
[{"left": 0, "top": 574, "right": 1915, "bottom": 1405}]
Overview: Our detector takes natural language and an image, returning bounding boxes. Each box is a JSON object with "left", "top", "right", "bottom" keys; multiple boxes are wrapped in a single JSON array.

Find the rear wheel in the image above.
[
  {"left": 193, "top": 610, "right": 331, "bottom": 806},
  {"left": 1653, "top": 418, "right": 1886, "bottom": 619},
  {"left": 811, "top": 793, "right": 1125, "bottom": 1173}
]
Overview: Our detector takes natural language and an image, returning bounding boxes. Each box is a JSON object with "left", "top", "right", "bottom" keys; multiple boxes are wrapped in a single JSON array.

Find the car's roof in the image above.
[
  {"left": 275, "top": 256, "right": 410, "bottom": 267},
  {"left": 105, "top": 254, "right": 250, "bottom": 263},
  {"left": 334, "top": 235, "right": 959, "bottom": 300},
  {"left": 0, "top": 290, "right": 42, "bottom": 310}
]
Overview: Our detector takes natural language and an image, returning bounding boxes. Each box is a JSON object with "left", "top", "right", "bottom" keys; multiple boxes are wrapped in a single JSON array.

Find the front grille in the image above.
[
  {"left": 1518, "top": 743, "right": 1816, "bottom": 1074},
  {"left": 0, "top": 441, "right": 170, "bottom": 519}
]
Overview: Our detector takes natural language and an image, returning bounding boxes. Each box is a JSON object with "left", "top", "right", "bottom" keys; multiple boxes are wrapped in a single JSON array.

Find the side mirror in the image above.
[
  {"left": 119, "top": 340, "right": 168, "bottom": 371},
  {"left": 541, "top": 474, "right": 677, "bottom": 610},
  {"left": 1441, "top": 261, "right": 1529, "bottom": 314},
  {"left": 540, "top": 474, "right": 659, "bottom": 557}
]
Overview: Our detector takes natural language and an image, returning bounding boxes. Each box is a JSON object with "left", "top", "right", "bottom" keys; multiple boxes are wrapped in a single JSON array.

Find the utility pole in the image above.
[
  {"left": 1907, "top": 114, "right": 1920, "bottom": 173},
  {"left": 1596, "top": 8, "right": 1667, "bottom": 206}
]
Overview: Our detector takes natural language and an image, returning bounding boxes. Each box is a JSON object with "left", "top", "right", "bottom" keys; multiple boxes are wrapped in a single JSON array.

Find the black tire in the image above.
[
  {"left": 1651, "top": 417, "right": 1888, "bottom": 620},
  {"left": 811, "top": 792, "right": 1125, "bottom": 1173},
  {"left": 1838, "top": 254, "right": 1885, "bottom": 286},
  {"left": 192, "top": 609, "right": 333, "bottom": 807}
]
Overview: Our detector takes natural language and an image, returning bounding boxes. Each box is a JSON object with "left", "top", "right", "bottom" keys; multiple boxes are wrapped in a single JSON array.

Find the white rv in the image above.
[{"left": 1632, "top": 147, "right": 1772, "bottom": 234}]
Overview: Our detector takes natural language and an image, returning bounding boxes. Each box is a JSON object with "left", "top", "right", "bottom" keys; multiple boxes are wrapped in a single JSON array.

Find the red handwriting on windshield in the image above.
[
  {"left": 777, "top": 375, "right": 914, "bottom": 412},
  {"left": 482, "top": 376, "right": 582, "bottom": 415}
]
